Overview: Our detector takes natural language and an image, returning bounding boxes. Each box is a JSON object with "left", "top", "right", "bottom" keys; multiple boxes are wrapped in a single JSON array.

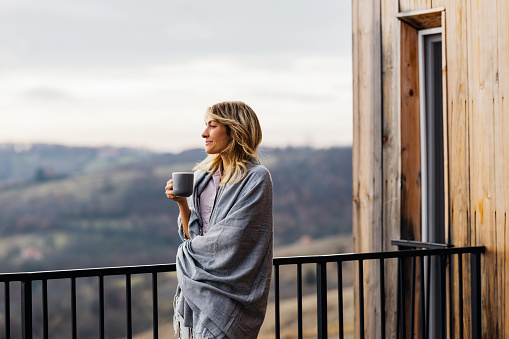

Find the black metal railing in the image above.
[
  {"left": 0, "top": 264, "right": 175, "bottom": 339},
  {"left": 0, "top": 246, "right": 484, "bottom": 339},
  {"left": 273, "top": 245, "right": 485, "bottom": 339},
  {"left": 390, "top": 240, "right": 484, "bottom": 339}
]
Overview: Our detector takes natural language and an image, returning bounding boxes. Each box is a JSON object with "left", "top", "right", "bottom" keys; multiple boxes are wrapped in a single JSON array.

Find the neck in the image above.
[{"left": 220, "top": 154, "right": 230, "bottom": 170}]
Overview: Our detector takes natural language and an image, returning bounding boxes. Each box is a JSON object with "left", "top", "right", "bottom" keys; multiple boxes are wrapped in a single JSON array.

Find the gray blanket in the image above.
[{"left": 174, "top": 163, "right": 273, "bottom": 339}]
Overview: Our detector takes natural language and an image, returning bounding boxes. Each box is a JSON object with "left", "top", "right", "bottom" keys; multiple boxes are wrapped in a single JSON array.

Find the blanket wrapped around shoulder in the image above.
[{"left": 174, "top": 164, "right": 273, "bottom": 339}]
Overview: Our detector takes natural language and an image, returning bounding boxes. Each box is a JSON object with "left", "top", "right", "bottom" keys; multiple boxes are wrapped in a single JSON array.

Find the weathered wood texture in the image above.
[
  {"left": 443, "top": 0, "right": 471, "bottom": 337},
  {"left": 397, "top": 7, "right": 444, "bottom": 30},
  {"left": 466, "top": 0, "right": 499, "bottom": 336},
  {"left": 399, "top": 22, "right": 422, "bottom": 246},
  {"left": 381, "top": 0, "right": 401, "bottom": 337},
  {"left": 353, "top": 0, "right": 509, "bottom": 337},
  {"left": 382, "top": 0, "right": 402, "bottom": 258},
  {"left": 399, "top": 22, "right": 423, "bottom": 338},
  {"left": 432, "top": 0, "right": 447, "bottom": 7},
  {"left": 352, "top": 0, "right": 382, "bottom": 337},
  {"left": 496, "top": 1, "right": 509, "bottom": 338},
  {"left": 399, "top": 0, "right": 432, "bottom": 12}
]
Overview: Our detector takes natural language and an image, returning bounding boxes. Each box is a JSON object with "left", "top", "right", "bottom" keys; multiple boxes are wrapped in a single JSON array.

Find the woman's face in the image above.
[{"left": 202, "top": 117, "right": 232, "bottom": 155}]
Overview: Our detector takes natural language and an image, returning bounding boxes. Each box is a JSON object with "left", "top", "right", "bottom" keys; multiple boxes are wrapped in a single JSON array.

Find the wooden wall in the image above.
[
  {"left": 352, "top": 0, "right": 382, "bottom": 337},
  {"left": 352, "top": 0, "right": 509, "bottom": 337}
]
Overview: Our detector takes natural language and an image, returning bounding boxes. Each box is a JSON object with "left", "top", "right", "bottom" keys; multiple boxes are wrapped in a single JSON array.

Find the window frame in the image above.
[{"left": 418, "top": 27, "right": 444, "bottom": 243}]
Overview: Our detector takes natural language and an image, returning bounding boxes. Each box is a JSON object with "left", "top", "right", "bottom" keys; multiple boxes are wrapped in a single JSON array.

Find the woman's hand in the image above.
[
  {"left": 165, "top": 179, "right": 192, "bottom": 239},
  {"left": 165, "top": 179, "right": 187, "bottom": 203}
]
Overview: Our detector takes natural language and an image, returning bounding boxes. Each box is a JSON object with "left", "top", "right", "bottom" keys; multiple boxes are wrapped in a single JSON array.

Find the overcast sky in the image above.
[{"left": 0, "top": 0, "right": 352, "bottom": 152}]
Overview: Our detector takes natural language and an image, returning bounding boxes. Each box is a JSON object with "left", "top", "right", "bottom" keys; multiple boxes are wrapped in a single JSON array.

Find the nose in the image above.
[{"left": 202, "top": 127, "right": 209, "bottom": 138}]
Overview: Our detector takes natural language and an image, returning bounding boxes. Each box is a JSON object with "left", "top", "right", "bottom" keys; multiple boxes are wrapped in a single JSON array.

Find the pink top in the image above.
[{"left": 199, "top": 171, "right": 221, "bottom": 234}]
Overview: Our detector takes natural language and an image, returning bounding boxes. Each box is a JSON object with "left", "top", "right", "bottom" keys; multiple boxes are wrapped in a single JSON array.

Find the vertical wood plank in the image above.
[
  {"left": 431, "top": 0, "right": 447, "bottom": 7},
  {"left": 399, "top": 0, "right": 432, "bottom": 12},
  {"left": 496, "top": 0, "right": 509, "bottom": 337},
  {"left": 467, "top": 0, "right": 498, "bottom": 336},
  {"left": 399, "top": 21, "right": 422, "bottom": 338},
  {"left": 352, "top": 0, "right": 382, "bottom": 337},
  {"left": 400, "top": 23, "right": 421, "bottom": 247},
  {"left": 382, "top": 0, "right": 402, "bottom": 252},
  {"left": 381, "top": 0, "right": 401, "bottom": 337},
  {"left": 444, "top": 0, "right": 472, "bottom": 337}
]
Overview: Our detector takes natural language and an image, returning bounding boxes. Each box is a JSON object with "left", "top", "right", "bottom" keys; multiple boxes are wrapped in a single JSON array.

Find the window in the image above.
[{"left": 419, "top": 28, "right": 445, "bottom": 245}]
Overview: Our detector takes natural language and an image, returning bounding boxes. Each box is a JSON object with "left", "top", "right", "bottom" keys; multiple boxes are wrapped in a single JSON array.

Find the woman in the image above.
[{"left": 165, "top": 101, "right": 273, "bottom": 339}]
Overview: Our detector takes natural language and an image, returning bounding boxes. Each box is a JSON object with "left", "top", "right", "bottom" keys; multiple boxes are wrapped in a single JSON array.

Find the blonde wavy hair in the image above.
[{"left": 194, "top": 101, "right": 262, "bottom": 185}]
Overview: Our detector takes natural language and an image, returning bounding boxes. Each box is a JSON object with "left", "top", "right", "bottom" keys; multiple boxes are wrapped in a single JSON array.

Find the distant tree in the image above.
[{"left": 34, "top": 167, "right": 47, "bottom": 182}]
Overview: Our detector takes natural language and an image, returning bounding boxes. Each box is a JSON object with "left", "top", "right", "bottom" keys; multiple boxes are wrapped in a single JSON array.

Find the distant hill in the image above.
[
  {"left": 0, "top": 143, "right": 204, "bottom": 186},
  {"left": 0, "top": 144, "right": 352, "bottom": 272}
]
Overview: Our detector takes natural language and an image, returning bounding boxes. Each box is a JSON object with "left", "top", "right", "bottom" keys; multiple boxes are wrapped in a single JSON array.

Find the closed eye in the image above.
[{"left": 207, "top": 120, "right": 218, "bottom": 128}]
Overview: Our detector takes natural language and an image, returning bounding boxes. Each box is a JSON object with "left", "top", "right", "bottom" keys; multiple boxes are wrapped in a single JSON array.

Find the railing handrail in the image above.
[
  {"left": 273, "top": 245, "right": 485, "bottom": 265},
  {"left": 0, "top": 263, "right": 176, "bottom": 282},
  {"left": 0, "top": 246, "right": 485, "bottom": 282},
  {"left": 390, "top": 239, "right": 451, "bottom": 249}
]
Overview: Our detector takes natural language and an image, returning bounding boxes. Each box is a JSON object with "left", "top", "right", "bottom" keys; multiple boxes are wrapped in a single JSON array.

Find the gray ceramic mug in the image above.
[{"left": 172, "top": 172, "right": 194, "bottom": 197}]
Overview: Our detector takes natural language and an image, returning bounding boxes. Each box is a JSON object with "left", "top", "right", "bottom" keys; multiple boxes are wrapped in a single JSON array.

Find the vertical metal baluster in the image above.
[
  {"left": 71, "top": 277, "right": 77, "bottom": 339},
  {"left": 297, "top": 264, "right": 303, "bottom": 339},
  {"left": 316, "top": 262, "right": 327, "bottom": 339},
  {"left": 448, "top": 254, "right": 454, "bottom": 339},
  {"left": 275, "top": 265, "right": 280, "bottom": 339},
  {"left": 420, "top": 256, "right": 425, "bottom": 339},
  {"left": 471, "top": 252, "right": 481, "bottom": 339},
  {"left": 99, "top": 276, "right": 105, "bottom": 339},
  {"left": 126, "top": 274, "right": 132, "bottom": 339},
  {"left": 410, "top": 256, "right": 416, "bottom": 338},
  {"left": 358, "top": 259, "right": 364, "bottom": 339},
  {"left": 5, "top": 282, "right": 10, "bottom": 339},
  {"left": 401, "top": 257, "right": 406, "bottom": 339},
  {"left": 396, "top": 258, "right": 400, "bottom": 339},
  {"left": 338, "top": 261, "right": 344, "bottom": 339},
  {"left": 458, "top": 254, "right": 464, "bottom": 339},
  {"left": 397, "top": 258, "right": 405, "bottom": 339},
  {"left": 21, "top": 280, "right": 33, "bottom": 339},
  {"left": 440, "top": 255, "right": 446, "bottom": 339},
  {"left": 152, "top": 272, "right": 159, "bottom": 339},
  {"left": 42, "top": 279, "right": 48, "bottom": 339},
  {"left": 425, "top": 255, "right": 431, "bottom": 339},
  {"left": 379, "top": 258, "right": 385, "bottom": 339}
]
